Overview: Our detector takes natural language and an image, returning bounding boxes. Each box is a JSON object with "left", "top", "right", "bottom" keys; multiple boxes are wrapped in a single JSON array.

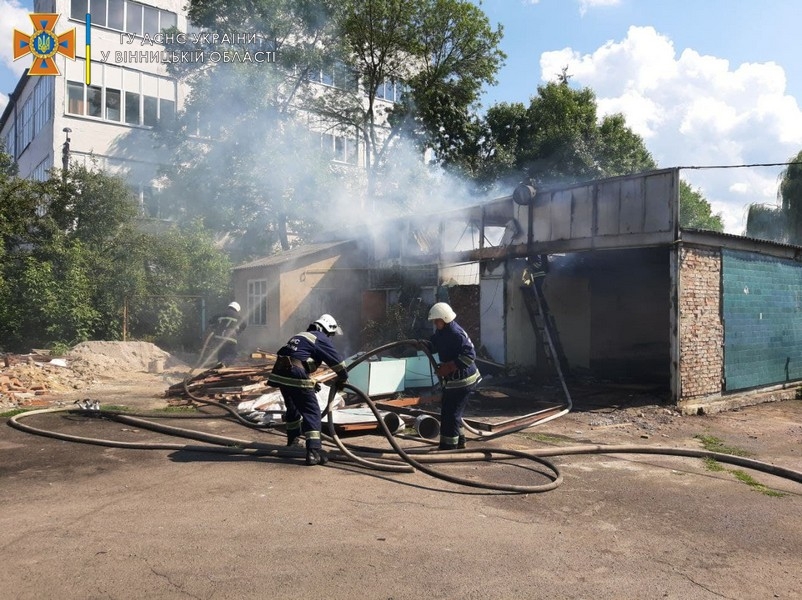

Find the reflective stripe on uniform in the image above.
[
  {"left": 457, "top": 354, "right": 474, "bottom": 368},
  {"left": 306, "top": 430, "right": 321, "bottom": 440},
  {"left": 298, "top": 332, "right": 317, "bottom": 344},
  {"left": 440, "top": 434, "right": 459, "bottom": 446},
  {"left": 214, "top": 335, "right": 237, "bottom": 343},
  {"left": 443, "top": 370, "right": 480, "bottom": 389},
  {"left": 267, "top": 373, "right": 316, "bottom": 389},
  {"left": 286, "top": 418, "right": 302, "bottom": 431}
]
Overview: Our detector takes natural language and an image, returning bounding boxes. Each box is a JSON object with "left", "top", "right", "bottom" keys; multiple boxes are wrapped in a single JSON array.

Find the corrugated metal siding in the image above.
[{"left": 722, "top": 249, "right": 802, "bottom": 390}]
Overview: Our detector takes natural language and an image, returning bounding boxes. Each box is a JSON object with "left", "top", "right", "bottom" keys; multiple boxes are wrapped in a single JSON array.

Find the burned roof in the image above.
[{"left": 233, "top": 240, "right": 358, "bottom": 271}]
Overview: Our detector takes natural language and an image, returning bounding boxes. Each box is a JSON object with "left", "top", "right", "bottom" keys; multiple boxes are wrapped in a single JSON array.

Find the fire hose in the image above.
[{"left": 7, "top": 340, "right": 802, "bottom": 493}]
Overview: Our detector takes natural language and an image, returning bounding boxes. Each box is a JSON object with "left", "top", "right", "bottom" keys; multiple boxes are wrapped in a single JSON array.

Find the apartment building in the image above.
[{"left": 1, "top": 0, "right": 396, "bottom": 206}]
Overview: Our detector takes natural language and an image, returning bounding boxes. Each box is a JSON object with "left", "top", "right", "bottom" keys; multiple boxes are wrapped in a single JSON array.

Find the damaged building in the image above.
[{"left": 233, "top": 167, "right": 802, "bottom": 414}]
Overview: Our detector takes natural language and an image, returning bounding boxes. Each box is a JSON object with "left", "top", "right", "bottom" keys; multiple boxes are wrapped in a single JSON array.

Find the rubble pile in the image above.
[
  {"left": 0, "top": 355, "right": 92, "bottom": 407},
  {"left": 1, "top": 341, "right": 188, "bottom": 409}
]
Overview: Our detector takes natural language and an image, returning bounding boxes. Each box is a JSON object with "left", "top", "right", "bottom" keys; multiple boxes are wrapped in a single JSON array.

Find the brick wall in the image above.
[{"left": 679, "top": 246, "right": 723, "bottom": 399}]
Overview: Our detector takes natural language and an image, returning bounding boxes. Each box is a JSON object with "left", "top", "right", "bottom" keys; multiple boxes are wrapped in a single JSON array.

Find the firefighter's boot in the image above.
[
  {"left": 306, "top": 448, "right": 328, "bottom": 466},
  {"left": 286, "top": 430, "right": 302, "bottom": 447}
]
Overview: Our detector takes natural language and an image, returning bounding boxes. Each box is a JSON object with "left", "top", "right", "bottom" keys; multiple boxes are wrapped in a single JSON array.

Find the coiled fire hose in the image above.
[{"left": 7, "top": 340, "right": 802, "bottom": 493}]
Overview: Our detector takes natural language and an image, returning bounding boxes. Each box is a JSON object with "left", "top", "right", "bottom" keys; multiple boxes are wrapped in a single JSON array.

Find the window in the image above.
[
  {"left": 333, "top": 62, "right": 358, "bottom": 92},
  {"left": 106, "top": 88, "right": 121, "bottom": 121},
  {"left": 376, "top": 79, "right": 404, "bottom": 103},
  {"left": 161, "top": 11, "right": 176, "bottom": 30},
  {"left": 143, "top": 95, "right": 157, "bottom": 126},
  {"left": 71, "top": 0, "right": 87, "bottom": 19},
  {"left": 322, "top": 131, "right": 359, "bottom": 165},
  {"left": 67, "top": 81, "right": 84, "bottom": 115},
  {"left": 87, "top": 85, "right": 102, "bottom": 117},
  {"left": 126, "top": 1, "right": 142, "bottom": 36},
  {"left": 92, "top": 0, "right": 107, "bottom": 27},
  {"left": 143, "top": 5, "right": 158, "bottom": 35},
  {"left": 33, "top": 77, "right": 53, "bottom": 134},
  {"left": 107, "top": 0, "right": 123, "bottom": 29},
  {"left": 159, "top": 98, "right": 175, "bottom": 125},
  {"left": 18, "top": 97, "right": 33, "bottom": 150},
  {"left": 248, "top": 280, "right": 268, "bottom": 326},
  {"left": 125, "top": 91, "right": 140, "bottom": 125},
  {"left": 4, "top": 124, "right": 15, "bottom": 159}
]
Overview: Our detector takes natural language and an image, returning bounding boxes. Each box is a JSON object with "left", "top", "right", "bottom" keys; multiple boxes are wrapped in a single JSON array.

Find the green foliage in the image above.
[
  {"left": 679, "top": 180, "right": 724, "bottom": 232},
  {"left": 779, "top": 150, "right": 802, "bottom": 244},
  {"left": 744, "top": 150, "right": 802, "bottom": 243},
  {"left": 453, "top": 80, "right": 657, "bottom": 188},
  {"left": 745, "top": 203, "right": 785, "bottom": 241},
  {"left": 158, "top": 0, "right": 505, "bottom": 244},
  {"left": 0, "top": 150, "right": 232, "bottom": 353},
  {"left": 695, "top": 434, "right": 750, "bottom": 457}
]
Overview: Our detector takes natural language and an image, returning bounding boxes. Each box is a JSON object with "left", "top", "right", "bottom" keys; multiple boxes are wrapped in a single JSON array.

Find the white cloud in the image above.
[
  {"left": 0, "top": 90, "right": 7, "bottom": 113},
  {"left": 540, "top": 25, "right": 802, "bottom": 234},
  {"left": 578, "top": 0, "right": 622, "bottom": 17},
  {"left": 0, "top": 0, "right": 32, "bottom": 79}
]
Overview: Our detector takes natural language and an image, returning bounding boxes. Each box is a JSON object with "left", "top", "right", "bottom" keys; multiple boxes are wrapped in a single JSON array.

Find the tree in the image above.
[
  {"left": 679, "top": 180, "right": 724, "bottom": 232},
  {"left": 0, "top": 158, "right": 232, "bottom": 352},
  {"left": 153, "top": 0, "right": 504, "bottom": 254},
  {"left": 779, "top": 150, "right": 802, "bottom": 244},
  {"left": 324, "top": 0, "right": 504, "bottom": 202},
  {"left": 445, "top": 80, "right": 658, "bottom": 192},
  {"left": 745, "top": 150, "right": 802, "bottom": 243},
  {"left": 745, "top": 203, "right": 785, "bottom": 241},
  {"left": 154, "top": 0, "right": 340, "bottom": 257}
]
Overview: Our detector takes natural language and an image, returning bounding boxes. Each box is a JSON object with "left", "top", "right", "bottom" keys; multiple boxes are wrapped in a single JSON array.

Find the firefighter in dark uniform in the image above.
[
  {"left": 267, "top": 314, "right": 348, "bottom": 466},
  {"left": 211, "top": 301, "right": 246, "bottom": 365},
  {"left": 425, "top": 302, "right": 480, "bottom": 450}
]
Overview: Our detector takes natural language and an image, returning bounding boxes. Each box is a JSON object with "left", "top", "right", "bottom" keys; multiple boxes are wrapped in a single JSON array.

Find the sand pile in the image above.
[{"left": 66, "top": 341, "right": 188, "bottom": 379}]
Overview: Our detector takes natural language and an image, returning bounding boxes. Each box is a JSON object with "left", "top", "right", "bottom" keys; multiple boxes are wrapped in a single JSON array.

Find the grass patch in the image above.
[
  {"left": 1, "top": 408, "right": 34, "bottom": 418},
  {"left": 731, "top": 470, "right": 787, "bottom": 497},
  {"left": 702, "top": 456, "right": 727, "bottom": 472},
  {"left": 152, "top": 405, "right": 199, "bottom": 413},
  {"left": 702, "top": 456, "right": 786, "bottom": 498},
  {"left": 695, "top": 434, "right": 750, "bottom": 457},
  {"left": 99, "top": 405, "right": 131, "bottom": 413},
  {"left": 516, "top": 431, "right": 574, "bottom": 445}
]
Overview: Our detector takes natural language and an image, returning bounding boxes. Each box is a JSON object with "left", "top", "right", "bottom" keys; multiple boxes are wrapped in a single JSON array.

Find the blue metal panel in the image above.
[{"left": 722, "top": 249, "right": 802, "bottom": 390}]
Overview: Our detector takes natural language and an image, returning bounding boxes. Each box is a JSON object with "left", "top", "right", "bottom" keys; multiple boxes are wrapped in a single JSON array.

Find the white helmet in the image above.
[
  {"left": 428, "top": 302, "right": 456, "bottom": 323},
  {"left": 314, "top": 314, "right": 340, "bottom": 335},
  {"left": 228, "top": 301, "right": 241, "bottom": 312}
]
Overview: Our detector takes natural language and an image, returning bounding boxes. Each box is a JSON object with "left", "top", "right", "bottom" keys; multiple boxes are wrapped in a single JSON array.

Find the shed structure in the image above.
[
  {"left": 231, "top": 240, "right": 368, "bottom": 358},
  {"left": 233, "top": 168, "right": 802, "bottom": 413},
  {"left": 400, "top": 167, "right": 802, "bottom": 413}
]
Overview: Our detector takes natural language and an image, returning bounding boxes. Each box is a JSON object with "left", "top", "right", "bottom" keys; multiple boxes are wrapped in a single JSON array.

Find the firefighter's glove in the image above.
[
  {"left": 314, "top": 381, "right": 322, "bottom": 392},
  {"left": 435, "top": 361, "right": 457, "bottom": 378},
  {"left": 335, "top": 376, "right": 348, "bottom": 392}
]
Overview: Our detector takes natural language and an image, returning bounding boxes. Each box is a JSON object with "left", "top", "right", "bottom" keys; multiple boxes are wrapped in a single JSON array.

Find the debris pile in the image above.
[
  {"left": 165, "top": 352, "right": 339, "bottom": 405},
  {"left": 1, "top": 341, "right": 189, "bottom": 409},
  {"left": 0, "top": 353, "right": 93, "bottom": 407}
]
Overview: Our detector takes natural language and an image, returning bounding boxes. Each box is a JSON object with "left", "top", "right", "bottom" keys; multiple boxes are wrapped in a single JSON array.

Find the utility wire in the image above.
[{"left": 678, "top": 160, "right": 802, "bottom": 170}]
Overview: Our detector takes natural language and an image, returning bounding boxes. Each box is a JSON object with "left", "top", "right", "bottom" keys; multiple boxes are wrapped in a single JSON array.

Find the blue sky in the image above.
[{"left": 2, "top": 0, "right": 802, "bottom": 233}]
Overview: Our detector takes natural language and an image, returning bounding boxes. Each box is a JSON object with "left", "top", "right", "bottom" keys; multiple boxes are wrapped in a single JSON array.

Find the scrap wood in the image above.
[{"left": 165, "top": 360, "right": 339, "bottom": 403}]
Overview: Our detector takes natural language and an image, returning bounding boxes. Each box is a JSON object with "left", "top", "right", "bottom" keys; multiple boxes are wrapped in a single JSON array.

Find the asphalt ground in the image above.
[{"left": 2, "top": 376, "right": 801, "bottom": 600}]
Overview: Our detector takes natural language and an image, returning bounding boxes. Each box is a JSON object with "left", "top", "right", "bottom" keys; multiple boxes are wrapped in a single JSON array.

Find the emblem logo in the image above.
[{"left": 13, "top": 13, "right": 76, "bottom": 76}]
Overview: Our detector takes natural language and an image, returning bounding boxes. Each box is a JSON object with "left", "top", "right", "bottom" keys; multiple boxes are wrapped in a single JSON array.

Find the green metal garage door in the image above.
[{"left": 722, "top": 249, "right": 802, "bottom": 390}]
